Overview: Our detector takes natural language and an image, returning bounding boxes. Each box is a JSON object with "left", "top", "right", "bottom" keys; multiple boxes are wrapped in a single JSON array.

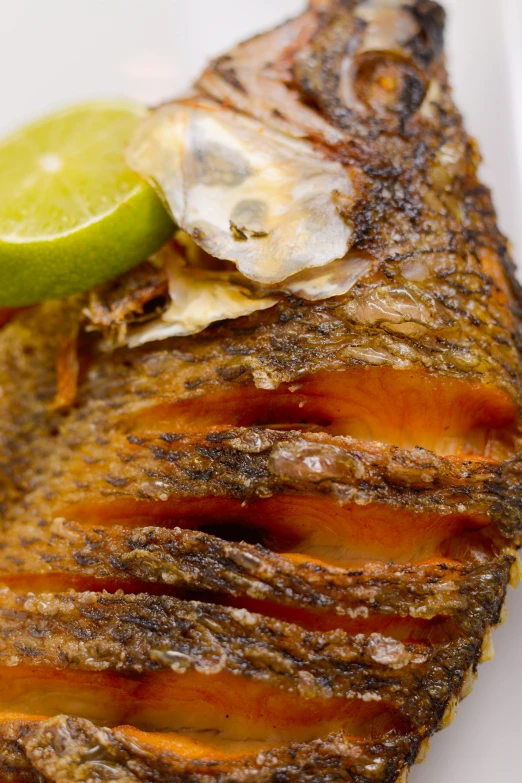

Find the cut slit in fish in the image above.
[{"left": 0, "top": 1, "right": 521, "bottom": 782}]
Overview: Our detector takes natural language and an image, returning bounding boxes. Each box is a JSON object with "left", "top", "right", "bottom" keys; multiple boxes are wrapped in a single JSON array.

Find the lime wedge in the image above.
[{"left": 0, "top": 100, "right": 175, "bottom": 306}]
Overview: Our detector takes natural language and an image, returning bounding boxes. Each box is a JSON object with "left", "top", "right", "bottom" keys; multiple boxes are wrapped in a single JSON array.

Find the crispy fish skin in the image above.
[
  {"left": 0, "top": 588, "right": 468, "bottom": 721},
  {"left": 0, "top": 518, "right": 513, "bottom": 626},
  {"left": 4, "top": 716, "right": 420, "bottom": 783},
  {"left": 4, "top": 429, "right": 522, "bottom": 534},
  {"left": 0, "top": 1, "right": 521, "bottom": 782}
]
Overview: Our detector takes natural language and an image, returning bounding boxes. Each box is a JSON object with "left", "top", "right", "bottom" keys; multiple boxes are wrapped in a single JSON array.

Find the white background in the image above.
[{"left": 1, "top": 1, "right": 521, "bottom": 781}]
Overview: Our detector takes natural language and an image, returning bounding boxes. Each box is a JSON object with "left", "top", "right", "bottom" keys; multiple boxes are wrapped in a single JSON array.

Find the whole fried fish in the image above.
[{"left": 0, "top": 1, "right": 521, "bottom": 782}]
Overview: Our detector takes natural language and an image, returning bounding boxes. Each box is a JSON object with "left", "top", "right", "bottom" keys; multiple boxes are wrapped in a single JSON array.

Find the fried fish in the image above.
[{"left": 0, "top": 1, "right": 521, "bottom": 781}]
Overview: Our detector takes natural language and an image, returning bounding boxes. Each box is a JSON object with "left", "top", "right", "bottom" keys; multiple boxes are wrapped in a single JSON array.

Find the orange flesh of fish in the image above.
[{"left": 0, "top": 1, "right": 521, "bottom": 781}]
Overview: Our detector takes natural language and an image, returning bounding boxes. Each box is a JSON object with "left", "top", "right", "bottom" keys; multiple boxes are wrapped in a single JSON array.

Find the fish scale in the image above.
[{"left": 0, "top": 0, "right": 521, "bottom": 781}]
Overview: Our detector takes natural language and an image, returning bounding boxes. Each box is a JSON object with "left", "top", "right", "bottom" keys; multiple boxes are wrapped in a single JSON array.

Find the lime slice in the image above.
[{"left": 0, "top": 100, "right": 175, "bottom": 306}]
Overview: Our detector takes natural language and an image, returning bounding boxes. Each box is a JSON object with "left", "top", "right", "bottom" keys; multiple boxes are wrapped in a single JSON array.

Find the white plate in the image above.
[{"left": 1, "top": 2, "right": 521, "bottom": 781}]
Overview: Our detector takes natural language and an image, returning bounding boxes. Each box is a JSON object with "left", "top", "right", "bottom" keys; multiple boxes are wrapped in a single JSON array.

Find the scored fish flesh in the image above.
[{"left": 0, "top": 1, "right": 521, "bottom": 782}]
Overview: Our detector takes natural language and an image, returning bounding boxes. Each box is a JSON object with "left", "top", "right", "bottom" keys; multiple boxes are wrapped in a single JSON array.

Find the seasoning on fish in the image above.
[{"left": 0, "top": 1, "right": 521, "bottom": 782}]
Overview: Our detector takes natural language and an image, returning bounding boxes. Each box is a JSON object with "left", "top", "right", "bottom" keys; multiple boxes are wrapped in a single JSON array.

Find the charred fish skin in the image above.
[{"left": 0, "top": 1, "right": 521, "bottom": 782}]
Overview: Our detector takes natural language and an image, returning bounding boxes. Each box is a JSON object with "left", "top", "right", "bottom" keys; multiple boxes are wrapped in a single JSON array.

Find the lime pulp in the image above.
[{"left": 0, "top": 100, "right": 175, "bottom": 306}]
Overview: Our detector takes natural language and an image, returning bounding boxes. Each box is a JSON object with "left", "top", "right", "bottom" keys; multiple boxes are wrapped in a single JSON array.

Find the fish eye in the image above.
[{"left": 353, "top": 51, "right": 427, "bottom": 117}]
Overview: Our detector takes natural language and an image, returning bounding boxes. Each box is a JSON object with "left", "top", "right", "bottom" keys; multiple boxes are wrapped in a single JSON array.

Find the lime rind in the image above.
[{"left": 0, "top": 100, "right": 175, "bottom": 306}]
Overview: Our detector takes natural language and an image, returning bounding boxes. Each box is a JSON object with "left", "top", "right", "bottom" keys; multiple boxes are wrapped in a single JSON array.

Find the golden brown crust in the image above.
[
  {"left": 0, "top": 2, "right": 521, "bottom": 781},
  {"left": 2, "top": 715, "right": 420, "bottom": 783}
]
